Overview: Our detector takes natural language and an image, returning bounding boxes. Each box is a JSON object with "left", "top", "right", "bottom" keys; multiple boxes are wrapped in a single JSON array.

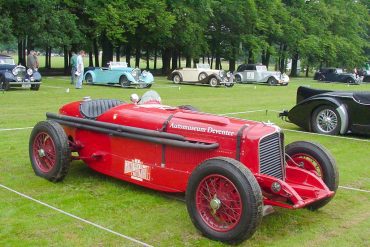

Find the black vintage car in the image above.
[
  {"left": 313, "top": 67, "right": 360, "bottom": 84},
  {"left": 280, "top": 86, "right": 370, "bottom": 136},
  {"left": 0, "top": 54, "right": 42, "bottom": 91}
]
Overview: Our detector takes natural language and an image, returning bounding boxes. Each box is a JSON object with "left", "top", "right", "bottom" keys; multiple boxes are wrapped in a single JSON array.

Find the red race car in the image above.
[{"left": 29, "top": 91, "right": 339, "bottom": 243}]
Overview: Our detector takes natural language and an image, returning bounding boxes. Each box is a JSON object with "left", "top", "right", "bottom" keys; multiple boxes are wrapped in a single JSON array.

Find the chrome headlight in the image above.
[
  {"left": 142, "top": 70, "right": 148, "bottom": 76},
  {"left": 12, "top": 67, "right": 18, "bottom": 75},
  {"left": 27, "top": 68, "right": 33, "bottom": 76},
  {"left": 131, "top": 68, "right": 140, "bottom": 77},
  {"left": 226, "top": 71, "right": 231, "bottom": 77}
]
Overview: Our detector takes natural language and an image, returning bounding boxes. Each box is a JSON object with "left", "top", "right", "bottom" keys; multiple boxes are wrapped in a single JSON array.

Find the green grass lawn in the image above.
[{"left": 0, "top": 77, "right": 369, "bottom": 246}]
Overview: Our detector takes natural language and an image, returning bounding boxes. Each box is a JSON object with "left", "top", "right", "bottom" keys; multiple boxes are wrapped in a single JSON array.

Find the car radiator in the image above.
[{"left": 259, "top": 132, "right": 285, "bottom": 180}]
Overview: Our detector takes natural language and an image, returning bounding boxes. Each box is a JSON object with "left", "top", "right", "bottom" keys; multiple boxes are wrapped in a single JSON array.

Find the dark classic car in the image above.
[
  {"left": 0, "top": 54, "right": 42, "bottom": 91},
  {"left": 313, "top": 68, "right": 360, "bottom": 84},
  {"left": 280, "top": 86, "right": 370, "bottom": 135},
  {"left": 29, "top": 91, "right": 338, "bottom": 243}
]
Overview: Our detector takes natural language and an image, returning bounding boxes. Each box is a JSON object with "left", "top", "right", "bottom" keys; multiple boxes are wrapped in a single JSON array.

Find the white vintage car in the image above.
[
  {"left": 234, "top": 64, "right": 289, "bottom": 86},
  {"left": 168, "top": 63, "right": 234, "bottom": 87}
]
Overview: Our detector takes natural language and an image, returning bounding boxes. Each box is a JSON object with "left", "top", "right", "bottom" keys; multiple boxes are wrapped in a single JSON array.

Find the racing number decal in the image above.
[
  {"left": 124, "top": 159, "right": 151, "bottom": 181},
  {"left": 246, "top": 72, "right": 254, "bottom": 80}
]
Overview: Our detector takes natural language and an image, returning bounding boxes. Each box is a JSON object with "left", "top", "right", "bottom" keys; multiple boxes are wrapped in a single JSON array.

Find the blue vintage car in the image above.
[{"left": 84, "top": 62, "right": 154, "bottom": 88}]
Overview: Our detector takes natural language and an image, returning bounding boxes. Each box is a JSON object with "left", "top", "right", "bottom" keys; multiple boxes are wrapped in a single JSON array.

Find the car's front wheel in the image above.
[
  {"left": 209, "top": 77, "right": 219, "bottom": 87},
  {"left": 234, "top": 74, "right": 242, "bottom": 83},
  {"left": 85, "top": 73, "right": 93, "bottom": 84},
  {"left": 173, "top": 74, "right": 181, "bottom": 84},
  {"left": 311, "top": 105, "right": 341, "bottom": 135},
  {"left": 30, "top": 84, "right": 40, "bottom": 91},
  {"left": 346, "top": 77, "right": 356, "bottom": 84},
  {"left": 186, "top": 157, "right": 263, "bottom": 244},
  {"left": 285, "top": 141, "right": 339, "bottom": 210},
  {"left": 0, "top": 75, "right": 10, "bottom": 91},
  {"left": 225, "top": 83, "right": 234, "bottom": 88},
  {"left": 267, "top": 77, "right": 277, "bottom": 86},
  {"left": 29, "top": 120, "right": 71, "bottom": 182},
  {"left": 119, "top": 75, "right": 130, "bottom": 87}
]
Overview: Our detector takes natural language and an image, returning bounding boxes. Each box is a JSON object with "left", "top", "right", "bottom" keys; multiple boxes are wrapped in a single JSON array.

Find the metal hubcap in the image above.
[
  {"left": 210, "top": 196, "right": 221, "bottom": 211},
  {"left": 38, "top": 149, "right": 46, "bottom": 157},
  {"left": 316, "top": 109, "right": 338, "bottom": 133}
]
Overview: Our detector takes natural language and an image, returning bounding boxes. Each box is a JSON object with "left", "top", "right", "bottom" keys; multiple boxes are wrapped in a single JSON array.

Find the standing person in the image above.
[
  {"left": 70, "top": 51, "right": 78, "bottom": 85},
  {"left": 75, "top": 50, "right": 85, "bottom": 89},
  {"left": 33, "top": 51, "right": 39, "bottom": 70},
  {"left": 27, "top": 50, "right": 37, "bottom": 70}
]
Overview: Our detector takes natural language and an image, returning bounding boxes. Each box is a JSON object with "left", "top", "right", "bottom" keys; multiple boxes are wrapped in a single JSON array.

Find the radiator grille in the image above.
[{"left": 259, "top": 132, "right": 284, "bottom": 180}]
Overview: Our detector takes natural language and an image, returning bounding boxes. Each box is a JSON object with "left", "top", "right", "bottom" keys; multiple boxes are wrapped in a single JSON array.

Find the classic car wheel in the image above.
[
  {"left": 225, "top": 83, "right": 234, "bottom": 88},
  {"left": 186, "top": 157, "right": 262, "bottom": 243},
  {"left": 346, "top": 78, "right": 356, "bottom": 84},
  {"left": 209, "top": 78, "right": 219, "bottom": 87},
  {"left": 85, "top": 73, "right": 93, "bottom": 84},
  {"left": 318, "top": 75, "right": 325, "bottom": 81},
  {"left": 30, "top": 84, "right": 40, "bottom": 91},
  {"left": 29, "top": 120, "right": 71, "bottom": 182},
  {"left": 285, "top": 141, "right": 338, "bottom": 211},
  {"left": 119, "top": 75, "right": 130, "bottom": 87},
  {"left": 267, "top": 77, "right": 277, "bottom": 86},
  {"left": 0, "top": 76, "right": 10, "bottom": 91},
  {"left": 234, "top": 74, "right": 242, "bottom": 83},
  {"left": 198, "top": 72, "right": 207, "bottom": 81},
  {"left": 311, "top": 106, "right": 341, "bottom": 135},
  {"left": 173, "top": 74, "right": 181, "bottom": 84}
]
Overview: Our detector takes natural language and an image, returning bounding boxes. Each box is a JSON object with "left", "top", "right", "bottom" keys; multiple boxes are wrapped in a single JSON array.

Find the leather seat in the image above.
[{"left": 80, "top": 99, "right": 123, "bottom": 119}]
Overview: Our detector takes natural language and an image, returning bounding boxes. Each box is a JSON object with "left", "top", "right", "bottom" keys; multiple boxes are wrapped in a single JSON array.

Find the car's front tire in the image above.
[
  {"left": 234, "top": 74, "right": 242, "bottom": 83},
  {"left": 85, "top": 73, "right": 93, "bottom": 84},
  {"left": 119, "top": 75, "right": 130, "bottom": 87},
  {"left": 30, "top": 84, "right": 40, "bottom": 91},
  {"left": 285, "top": 141, "right": 339, "bottom": 210},
  {"left": 209, "top": 77, "right": 219, "bottom": 87},
  {"left": 29, "top": 120, "right": 71, "bottom": 182},
  {"left": 267, "top": 77, "right": 277, "bottom": 86},
  {"left": 186, "top": 157, "right": 263, "bottom": 244},
  {"left": 0, "top": 75, "right": 10, "bottom": 91},
  {"left": 173, "top": 74, "right": 181, "bottom": 84},
  {"left": 311, "top": 105, "right": 341, "bottom": 135}
]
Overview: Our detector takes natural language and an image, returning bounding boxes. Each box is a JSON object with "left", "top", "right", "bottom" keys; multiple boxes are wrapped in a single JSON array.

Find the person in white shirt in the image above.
[{"left": 75, "top": 50, "right": 85, "bottom": 89}]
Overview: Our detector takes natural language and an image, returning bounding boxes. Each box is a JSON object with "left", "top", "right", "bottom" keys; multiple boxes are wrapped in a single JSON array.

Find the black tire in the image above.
[
  {"left": 311, "top": 105, "right": 341, "bottom": 135},
  {"left": 186, "top": 157, "right": 263, "bottom": 244},
  {"left": 119, "top": 75, "right": 130, "bottom": 87},
  {"left": 267, "top": 77, "right": 277, "bottom": 86},
  {"left": 198, "top": 72, "right": 207, "bottom": 81},
  {"left": 285, "top": 141, "right": 339, "bottom": 210},
  {"left": 235, "top": 74, "right": 242, "bottom": 83},
  {"left": 30, "top": 84, "right": 40, "bottom": 91},
  {"left": 29, "top": 120, "right": 71, "bottom": 182},
  {"left": 0, "top": 75, "right": 10, "bottom": 91},
  {"left": 225, "top": 83, "right": 234, "bottom": 88},
  {"left": 173, "top": 74, "right": 181, "bottom": 84},
  {"left": 178, "top": 105, "right": 198, "bottom": 111},
  {"left": 346, "top": 77, "right": 355, "bottom": 84},
  {"left": 318, "top": 75, "right": 325, "bottom": 82},
  {"left": 85, "top": 73, "right": 93, "bottom": 84},
  {"left": 209, "top": 77, "right": 219, "bottom": 87}
]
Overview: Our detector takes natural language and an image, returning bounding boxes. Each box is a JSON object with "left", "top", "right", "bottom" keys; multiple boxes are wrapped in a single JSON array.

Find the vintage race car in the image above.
[
  {"left": 313, "top": 68, "right": 360, "bottom": 84},
  {"left": 280, "top": 86, "right": 370, "bottom": 135},
  {"left": 0, "top": 54, "right": 42, "bottom": 91},
  {"left": 168, "top": 63, "right": 234, "bottom": 87},
  {"left": 234, "top": 64, "right": 289, "bottom": 86},
  {"left": 29, "top": 91, "right": 338, "bottom": 243},
  {"left": 84, "top": 62, "right": 154, "bottom": 88}
]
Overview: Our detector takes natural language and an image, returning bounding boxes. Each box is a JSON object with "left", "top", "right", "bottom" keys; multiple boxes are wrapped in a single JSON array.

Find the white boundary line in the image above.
[
  {"left": 0, "top": 183, "right": 153, "bottom": 247},
  {"left": 0, "top": 127, "right": 33, "bottom": 132},
  {"left": 339, "top": 186, "right": 370, "bottom": 193}
]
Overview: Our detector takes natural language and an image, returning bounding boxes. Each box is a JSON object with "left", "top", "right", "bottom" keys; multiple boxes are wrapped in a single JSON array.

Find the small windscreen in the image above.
[
  {"left": 0, "top": 57, "right": 15, "bottom": 65},
  {"left": 139, "top": 90, "right": 161, "bottom": 104}
]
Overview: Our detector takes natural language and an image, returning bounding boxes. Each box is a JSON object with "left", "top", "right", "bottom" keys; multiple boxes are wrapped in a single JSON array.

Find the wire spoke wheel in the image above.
[
  {"left": 32, "top": 132, "right": 57, "bottom": 173},
  {"left": 316, "top": 109, "right": 338, "bottom": 133},
  {"left": 287, "top": 153, "right": 323, "bottom": 177},
  {"left": 196, "top": 174, "right": 242, "bottom": 232}
]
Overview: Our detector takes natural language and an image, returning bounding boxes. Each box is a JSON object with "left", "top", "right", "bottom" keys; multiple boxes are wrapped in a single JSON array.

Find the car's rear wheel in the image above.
[
  {"left": 0, "top": 76, "right": 10, "bottom": 91},
  {"left": 285, "top": 141, "right": 339, "bottom": 210},
  {"left": 119, "top": 75, "right": 130, "bottom": 87},
  {"left": 346, "top": 77, "right": 356, "bottom": 84},
  {"left": 186, "top": 157, "right": 262, "bottom": 244},
  {"left": 30, "top": 84, "right": 40, "bottom": 91},
  {"left": 235, "top": 74, "right": 242, "bottom": 83},
  {"left": 173, "top": 74, "right": 181, "bottom": 84},
  {"left": 198, "top": 72, "right": 207, "bottom": 81},
  {"left": 267, "top": 77, "right": 277, "bottom": 86},
  {"left": 85, "top": 73, "right": 93, "bottom": 84},
  {"left": 311, "top": 105, "right": 341, "bottom": 135},
  {"left": 29, "top": 120, "right": 71, "bottom": 182},
  {"left": 209, "top": 77, "right": 219, "bottom": 87}
]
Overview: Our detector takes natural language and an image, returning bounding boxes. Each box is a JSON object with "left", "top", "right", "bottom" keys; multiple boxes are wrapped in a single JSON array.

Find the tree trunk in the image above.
[
  {"left": 115, "top": 46, "right": 120, "bottom": 62},
  {"left": 146, "top": 48, "right": 150, "bottom": 70},
  {"left": 17, "top": 39, "right": 24, "bottom": 65},
  {"left": 135, "top": 44, "right": 141, "bottom": 67},
  {"left": 125, "top": 45, "right": 131, "bottom": 67},
  {"left": 279, "top": 44, "right": 287, "bottom": 73},
  {"left": 178, "top": 52, "right": 181, "bottom": 68},
  {"left": 229, "top": 59, "right": 236, "bottom": 72},
  {"left": 89, "top": 51, "right": 93, "bottom": 67},
  {"left": 305, "top": 65, "right": 309, "bottom": 77},
  {"left": 290, "top": 52, "right": 299, "bottom": 77},
  {"left": 45, "top": 46, "right": 48, "bottom": 68},
  {"left": 63, "top": 45, "right": 69, "bottom": 75},
  {"left": 171, "top": 49, "right": 178, "bottom": 70},
  {"left": 48, "top": 47, "right": 52, "bottom": 69},
  {"left": 193, "top": 58, "right": 199, "bottom": 68},
  {"left": 248, "top": 50, "right": 254, "bottom": 64},
  {"left": 162, "top": 47, "right": 171, "bottom": 75},
  {"left": 101, "top": 33, "right": 113, "bottom": 67},
  {"left": 93, "top": 39, "right": 99, "bottom": 67},
  {"left": 215, "top": 55, "right": 221, "bottom": 70},
  {"left": 186, "top": 56, "right": 191, "bottom": 68},
  {"left": 154, "top": 48, "right": 157, "bottom": 70},
  {"left": 202, "top": 56, "right": 205, "bottom": 63}
]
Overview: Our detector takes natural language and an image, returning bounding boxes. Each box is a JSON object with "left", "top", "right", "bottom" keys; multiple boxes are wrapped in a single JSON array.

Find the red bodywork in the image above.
[{"left": 54, "top": 100, "right": 334, "bottom": 209}]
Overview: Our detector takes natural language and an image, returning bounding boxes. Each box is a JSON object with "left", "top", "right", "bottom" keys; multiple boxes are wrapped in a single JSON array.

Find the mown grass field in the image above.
[{"left": 0, "top": 76, "right": 369, "bottom": 247}]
